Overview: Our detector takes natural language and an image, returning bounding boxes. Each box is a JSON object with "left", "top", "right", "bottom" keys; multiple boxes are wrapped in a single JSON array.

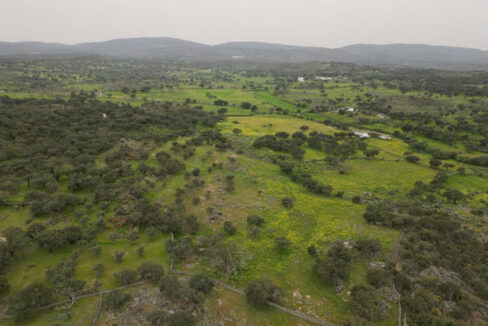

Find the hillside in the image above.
[{"left": 1, "top": 37, "right": 488, "bottom": 69}]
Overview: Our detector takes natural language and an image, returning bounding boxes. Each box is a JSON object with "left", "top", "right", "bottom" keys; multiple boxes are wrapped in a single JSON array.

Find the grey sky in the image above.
[{"left": 1, "top": 0, "right": 487, "bottom": 49}]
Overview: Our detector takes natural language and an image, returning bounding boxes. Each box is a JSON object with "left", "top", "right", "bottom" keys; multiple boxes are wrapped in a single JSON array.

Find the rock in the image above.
[
  {"left": 441, "top": 301, "right": 456, "bottom": 314},
  {"left": 479, "top": 302, "right": 488, "bottom": 316},
  {"left": 305, "top": 295, "right": 312, "bottom": 305},
  {"left": 335, "top": 281, "right": 345, "bottom": 293},
  {"left": 378, "top": 287, "right": 400, "bottom": 302},
  {"left": 420, "top": 266, "right": 463, "bottom": 285},
  {"left": 368, "top": 261, "right": 387, "bottom": 269}
]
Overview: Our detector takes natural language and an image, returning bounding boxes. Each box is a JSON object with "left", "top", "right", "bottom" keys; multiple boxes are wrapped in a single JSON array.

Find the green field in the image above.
[{"left": 0, "top": 58, "right": 487, "bottom": 326}]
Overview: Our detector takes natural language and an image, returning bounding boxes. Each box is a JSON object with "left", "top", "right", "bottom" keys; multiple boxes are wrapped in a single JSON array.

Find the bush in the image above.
[
  {"left": 248, "top": 225, "right": 260, "bottom": 239},
  {"left": 6, "top": 282, "right": 55, "bottom": 317},
  {"left": 350, "top": 285, "right": 385, "bottom": 321},
  {"left": 275, "top": 236, "right": 291, "bottom": 251},
  {"left": 90, "top": 246, "right": 102, "bottom": 257},
  {"left": 223, "top": 221, "right": 237, "bottom": 235},
  {"left": 308, "top": 244, "right": 317, "bottom": 256},
  {"left": 189, "top": 274, "right": 214, "bottom": 294},
  {"left": 314, "top": 241, "right": 352, "bottom": 285},
  {"left": 159, "top": 276, "right": 182, "bottom": 299},
  {"left": 105, "top": 290, "right": 131, "bottom": 310},
  {"left": 247, "top": 215, "right": 265, "bottom": 226},
  {"left": 245, "top": 278, "right": 282, "bottom": 307},
  {"left": 168, "top": 311, "right": 195, "bottom": 326},
  {"left": 281, "top": 197, "right": 294, "bottom": 208},
  {"left": 354, "top": 239, "right": 382, "bottom": 256},
  {"left": 405, "top": 155, "right": 420, "bottom": 163},
  {"left": 93, "top": 263, "right": 105, "bottom": 277},
  {"left": 0, "top": 276, "right": 9, "bottom": 294},
  {"left": 146, "top": 310, "right": 166, "bottom": 326},
  {"left": 113, "top": 249, "right": 126, "bottom": 263},
  {"left": 113, "top": 269, "right": 137, "bottom": 285},
  {"left": 367, "top": 268, "right": 391, "bottom": 288},
  {"left": 438, "top": 282, "right": 462, "bottom": 302},
  {"left": 138, "top": 262, "right": 164, "bottom": 282},
  {"left": 165, "top": 237, "right": 193, "bottom": 262}
]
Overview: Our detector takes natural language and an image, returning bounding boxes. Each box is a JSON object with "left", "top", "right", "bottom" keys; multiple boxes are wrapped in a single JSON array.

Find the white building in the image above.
[
  {"left": 297, "top": 77, "right": 305, "bottom": 82},
  {"left": 353, "top": 131, "right": 370, "bottom": 138},
  {"left": 346, "top": 107, "right": 355, "bottom": 112},
  {"left": 315, "top": 76, "right": 333, "bottom": 81}
]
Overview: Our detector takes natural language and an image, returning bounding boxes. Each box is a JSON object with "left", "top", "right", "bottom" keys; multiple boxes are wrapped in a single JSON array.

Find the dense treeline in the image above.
[{"left": 364, "top": 198, "right": 488, "bottom": 326}]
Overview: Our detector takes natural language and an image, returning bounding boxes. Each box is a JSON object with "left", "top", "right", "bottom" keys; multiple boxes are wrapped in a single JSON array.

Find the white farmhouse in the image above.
[{"left": 353, "top": 131, "right": 370, "bottom": 138}]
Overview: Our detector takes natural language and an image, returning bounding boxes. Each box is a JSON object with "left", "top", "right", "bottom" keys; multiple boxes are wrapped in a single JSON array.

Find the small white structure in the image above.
[
  {"left": 379, "top": 134, "right": 391, "bottom": 140},
  {"left": 346, "top": 107, "right": 355, "bottom": 112},
  {"left": 315, "top": 76, "right": 332, "bottom": 81},
  {"left": 297, "top": 77, "right": 305, "bottom": 82},
  {"left": 353, "top": 131, "right": 370, "bottom": 138},
  {"left": 102, "top": 113, "right": 107, "bottom": 119}
]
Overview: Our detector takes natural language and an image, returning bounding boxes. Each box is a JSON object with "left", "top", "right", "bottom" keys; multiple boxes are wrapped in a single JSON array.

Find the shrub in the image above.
[
  {"left": 223, "top": 221, "right": 237, "bottom": 235},
  {"left": 146, "top": 310, "right": 166, "bottom": 326},
  {"left": 189, "top": 274, "right": 214, "bottom": 294},
  {"left": 354, "top": 239, "right": 382, "bottom": 256},
  {"left": 405, "top": 155, "right": 420, "bottom": 163},
  {"left": 113, "top": 269, "right": 137, "bottom": 285},
  {"left": 0, "top": 276, "right": 9, "bottom": 294},
  {"left": 245, "top": 278, "right": 282, "bottom": 307},
  {"left": 159, "top": 276, "right": 182, "bottom": 299},
  {"left": 308, "top": 244, "right": 317, "bottom": 256},
  {"left": 165, "top": 237, "right": 193, "bottom": 262},
  {"left": 247, "top": 215, "right": 265, "bottom": 226},
  {"left": 275, "top": 236, "right": 291, "bottom": 251},
  {"left": 6, "top": 282, "right": 55, "bottom": 317},
  {"left": 113, "top": 249, "right": 126, "bottom": 263},
  {"left": 90, "top": 246, "right": 102, "bottom": 257},
  {"left": 350, "top": 285, "right": 385, "bottom": 321},
  {"left": 93, "top": 263, "right": 105, "bottom": 277},
  {"left": 168, "top": 311, "right": 195, "bottom": 326},
  {"left": 281, "top": 197, "right": 294, "bottom": 208},
  {"left": 138, "top": 262, "right": 164, "bottom": 282},
  {"left": 248, "top": 226, "right": 260, "bottom": 239},
  {"left": 367, "top": 268, "right": 391, "bottom": 288},
  {"left": 314, "top": 241, "right": 352, "bottom": 285},
  {"left": 105, "top": 290, "right": 131, "bottom": 310},
  {"left": 137, "top": 245, "right": 145, "bottom": 257}
]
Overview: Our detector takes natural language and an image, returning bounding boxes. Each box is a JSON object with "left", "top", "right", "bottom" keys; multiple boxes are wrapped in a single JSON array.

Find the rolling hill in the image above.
[{"left": 1, "top": 37, "right": 488, "bottom": 70}]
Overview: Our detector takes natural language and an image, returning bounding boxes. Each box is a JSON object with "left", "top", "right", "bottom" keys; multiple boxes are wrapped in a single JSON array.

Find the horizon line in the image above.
[{"left": 1, "top": 36, "right": 487, "bottom": 52}]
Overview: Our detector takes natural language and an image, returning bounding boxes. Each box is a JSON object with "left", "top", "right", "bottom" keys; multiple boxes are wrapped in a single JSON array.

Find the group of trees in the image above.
[
  {"left": 362, "top": 198, "right": 488, "bottom": 325},
  {"left": 253, "top": 132, "right": 306, "bottom": 159}
]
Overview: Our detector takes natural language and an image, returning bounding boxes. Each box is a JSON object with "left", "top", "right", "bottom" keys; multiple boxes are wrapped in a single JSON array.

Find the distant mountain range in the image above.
[{"left": 1, "top": 37, "right": 488, "bottom": 70}]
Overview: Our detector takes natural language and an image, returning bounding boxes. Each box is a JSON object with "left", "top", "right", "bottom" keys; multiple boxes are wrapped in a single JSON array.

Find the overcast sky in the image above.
[{"left": 1, "top": 0, "right": 487, "bottom": 49}]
